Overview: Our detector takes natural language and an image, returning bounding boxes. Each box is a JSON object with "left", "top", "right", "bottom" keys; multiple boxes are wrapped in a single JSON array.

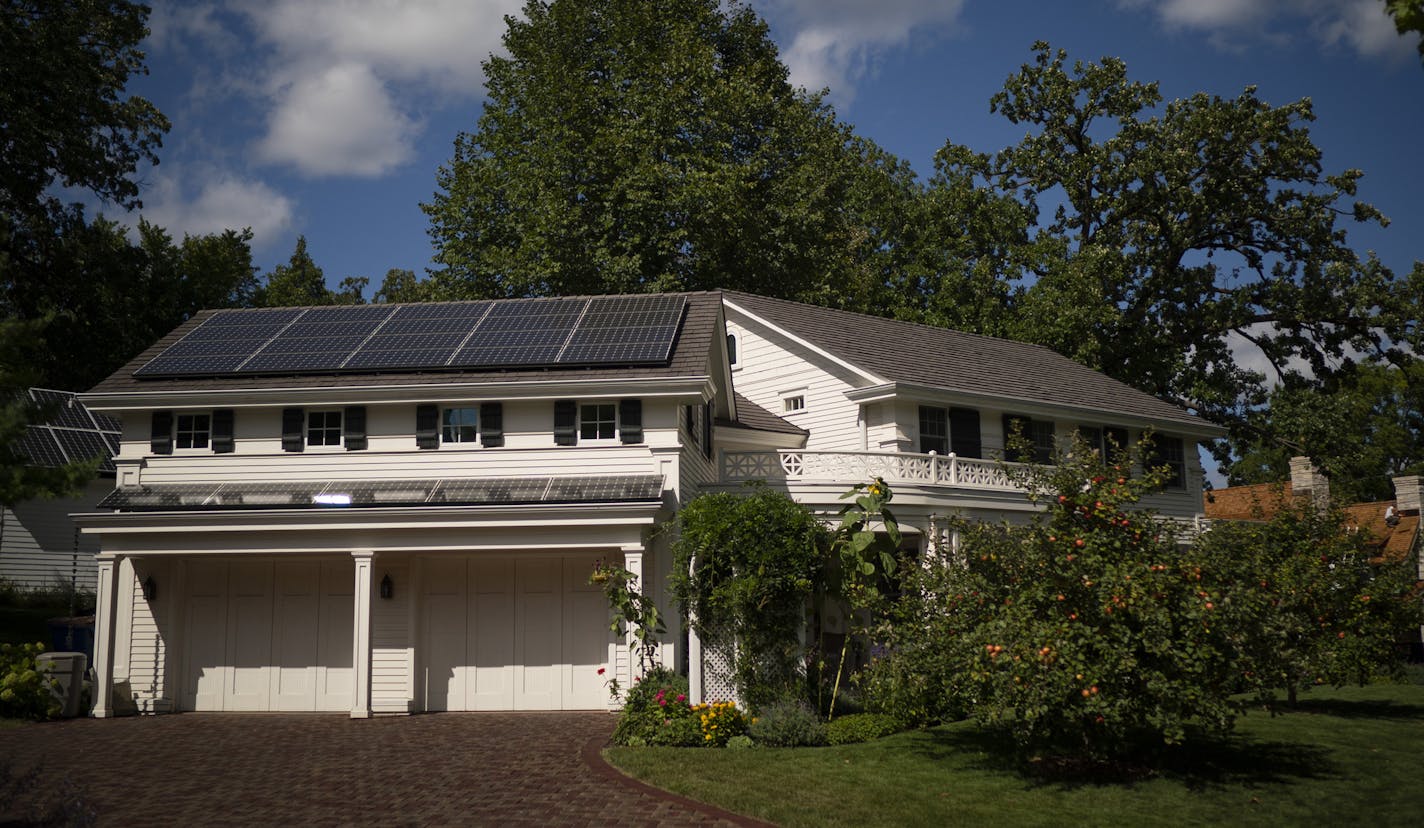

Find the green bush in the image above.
[
  {"left": 748, "top": 699, "right": 827, "bottom": 747},
  {"left": 622, "top": 666, "right": 688, "bottom": 713},
  {"left": 826, "top": 713, "right": 901, "bottom": 745},
  {"left": 0, "top": 642, "right": 60, "bottom": 721},
  {"left": 726, "top": 734, "right": 754, "bottom": 750},
  {"left": 611, "top": 667, "right": 699, "bottom": 746}
]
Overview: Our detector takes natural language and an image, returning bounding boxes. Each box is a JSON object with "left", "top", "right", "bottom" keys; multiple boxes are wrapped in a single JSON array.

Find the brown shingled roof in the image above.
[
  {"left": 1204, "top": 483, "right": 1421, "bottom": 563},
  {"left": 1202, "top": 482, "right": 1295, "bottom": 521},
  {"left": 88, "top": 292, "right": 723, "bottom": 394},
  {"left": 724, "top": 290, "right": 1213, "bottom": 431},
  {"left": 719, "top": 393, "right": 807, "bottom": 436}
]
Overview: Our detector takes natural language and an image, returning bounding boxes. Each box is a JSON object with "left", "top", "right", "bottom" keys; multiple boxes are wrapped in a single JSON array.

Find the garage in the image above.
[
  {"left": 422, "top": 554, "right": 610, "bottom": 711},
  {"left": 181, "top": 559, "right": 354, "bottom": 712}
]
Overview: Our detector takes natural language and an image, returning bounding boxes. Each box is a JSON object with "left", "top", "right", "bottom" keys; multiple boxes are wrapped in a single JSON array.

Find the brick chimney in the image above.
[
  {"left": 1289, "top": 456, "right": 1330, "bottom": 510},
  {"left": 1393, "top": 475, "right": 1422, "bottom": 516}
]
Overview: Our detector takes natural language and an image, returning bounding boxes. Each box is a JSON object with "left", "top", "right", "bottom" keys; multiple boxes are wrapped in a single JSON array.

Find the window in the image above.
[
  {"left": 442, "top": 407, "right": 478, "bottom": 443},
  {"left": 727, "top": 333, "right": 738, "bottom": 366},
  {"left": 1076, "top": 424, "right": 1130, "bottom": 459},
  {"left": 1145, "top": 434, "right": 1186, "bottom": 489},
  {"left": 579, "top": 403, "right": 616, "bottom": 440},
  {"left": 150, "top": 410, "right": 234, "bottom": 455},
  {"left": 919, "top": 406, "right": 948, "bottom": 454},
  {"left": 307, "top": 411, "right": 343, "bottom": 447},
  {"left": 175, "top": 413, "right": 210, "bottom": 450},
  {"left": 1003, "top": 414, "right": 1055, "bottom": 464},
  {"left": 783, "top": 395, "right": 805, "bottom": 413}
]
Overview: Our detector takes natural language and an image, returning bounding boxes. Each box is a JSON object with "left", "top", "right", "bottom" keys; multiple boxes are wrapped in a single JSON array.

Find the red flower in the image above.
[{"left": 597, "top": 667, "right": 606, "bottom": 675}]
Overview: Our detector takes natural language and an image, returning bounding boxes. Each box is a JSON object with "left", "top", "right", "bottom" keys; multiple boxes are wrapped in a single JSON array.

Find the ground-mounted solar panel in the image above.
[
  {"left": 28, "top": 389, "right": 98, "bottom": 430},
  {"left": 53, "top": 429, "right": 111, "bottom": 467},
  {"left": 449, "top": 297, "right": 590, "bottom": 367},
  {"left": 134, "top": 308, "right": 304, "bottom": 376},
  {"left": 343, "top": 302, "right": 494, "bottom": 370},
  {"left": 238, "top": 305, "right": 397, "bottom": 373},
  {"left": 557, "top": 295, "right": 685, "bottom": 365},
  {"left": 17, "top": 428, "right": 67, "bottom": 468}
]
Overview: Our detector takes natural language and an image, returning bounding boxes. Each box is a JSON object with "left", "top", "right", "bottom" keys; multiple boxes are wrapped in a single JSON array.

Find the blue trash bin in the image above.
[{"left": 47, "top": 616, "right": 95, "bottom": 664}]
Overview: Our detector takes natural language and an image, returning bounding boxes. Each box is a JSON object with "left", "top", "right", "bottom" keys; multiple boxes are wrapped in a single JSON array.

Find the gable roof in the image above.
[
  {"left": 723, "top": 291, "right": 1213, "bottom": 431},
  {"left": 88, "top": 292, "right": 724, "bottom": 394}
]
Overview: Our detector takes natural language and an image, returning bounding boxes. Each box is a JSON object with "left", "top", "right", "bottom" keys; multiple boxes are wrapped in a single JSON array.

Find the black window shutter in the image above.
[
  {"left": 211, "top": 409, "right": 235, "bottom": 454},
  {"left": 554, "top": 400, "right": 578, "bottom": 446},
  {"left": 415, "top": 404, "right": 439, "bottom": 449},
  {"left": 480, "top": 402, "right": 504, "bottom": 447},
  {"left": 619, "top": 399, "right": 643, "bottom": 444},
  {"left": 948, "top": 408, "right": 981, "bottom": 459},
  {"left": 702, "top": 401, "right": 713, "bottom": 459},
  {"left": 281, "top": 408, "right": 305, "bottom": 452},
  {"left": 150, "top": 411, "right": 173, "bottom": 455},
  {"left": 343, "top": 406, "right": 367, "bottom": 451}
]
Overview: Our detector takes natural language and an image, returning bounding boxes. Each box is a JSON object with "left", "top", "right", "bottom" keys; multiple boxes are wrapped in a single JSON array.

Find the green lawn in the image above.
[{"left": 606, "top": 680, "right": 1424, "bottom": 827}]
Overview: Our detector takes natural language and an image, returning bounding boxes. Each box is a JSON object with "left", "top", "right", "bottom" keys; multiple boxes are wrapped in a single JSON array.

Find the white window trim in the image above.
[
  {"left": 440, "top": 406, "right": 481, "bottom": 448},
  {"left": 306, "top": 409, "right": 344, "bottom": 450},
  {"left": 578, "top": 401, "right": 619, "bottom": 443},
  {"left": 173, "top": 411, "right": 212, "bottom": 453},
  {"left": 781, "top": 390, "right": 807, "bottom": 414}
]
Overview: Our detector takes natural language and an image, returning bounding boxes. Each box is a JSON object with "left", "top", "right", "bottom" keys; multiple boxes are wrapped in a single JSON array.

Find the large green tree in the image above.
[
  {"left": 930, "top": 43, "right": 1420, "bottom": 468},
  {"left": 424, "top": 0, "right": 917, "bottom": 308},
  {"left": 253, "top": 236, "right": 366, "bottom": 307}
]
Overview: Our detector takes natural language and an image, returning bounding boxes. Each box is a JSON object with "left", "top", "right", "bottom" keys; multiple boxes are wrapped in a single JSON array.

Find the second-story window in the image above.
[
  {"left": 1145, "top": 434, "right": 1186, "bottom": 489},
  {"left": 307, "top": 411, "right": 343, "bottom": 447},
  {"left": 783, "top": 395, "right": 805, "bottom": 413},
  {"left": 919, "top": 406, "right": 948, "bottom": 454},
  {"left": 580, "top": 403, "right": 617, "bottom": 440},
  {"left": 1003, "top": 414, "right": 1055, "bottom": 464},
  {"left": 443, "top": 407, "right": 479, "bottom": 443},
  {"left": 175, "top": 413, "right": 210, "bottom": 449}
]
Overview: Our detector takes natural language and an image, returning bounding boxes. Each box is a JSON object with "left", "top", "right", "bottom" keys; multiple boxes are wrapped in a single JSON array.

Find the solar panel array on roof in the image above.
[
  {"left": 18, "top": 389, "right": 122, "bottom": 474},
  {"left": 97, "top": 474, "right": 665, "bottom": 511},
  {"left": 133, "top": 296, "right": 687, "bottom": 378}
]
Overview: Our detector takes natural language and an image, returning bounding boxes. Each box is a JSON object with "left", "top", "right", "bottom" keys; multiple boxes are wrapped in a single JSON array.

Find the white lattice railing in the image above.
[{"left": 720, "top": 450, "right": 1028, "bottom": 492}]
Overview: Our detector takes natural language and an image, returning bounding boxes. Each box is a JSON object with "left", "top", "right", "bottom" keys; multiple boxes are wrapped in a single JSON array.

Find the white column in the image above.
[
  {"left": 351, "top": 551, "right": 374, "bottom": 719},
  {"left": 91, "top": 554, "right": 121, "bottom": 718},
  {"left": 621, "top": 546, "right": 644, "bottom": 691}
]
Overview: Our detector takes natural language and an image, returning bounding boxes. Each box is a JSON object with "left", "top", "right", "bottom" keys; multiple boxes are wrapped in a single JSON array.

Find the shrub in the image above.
[
  {"left": 611, "top": 667, "right": 696, "bottom": 746},
  {"left": 865, "top": 441, "right": 1240, "bottom": 759},
  {"left": 826, "top": 713, "right": 901, "bottom": 745},
  {"left": 748, "top": 699, "right": 827, "bottom": 747},
  {"left": 622, "top": 667, "right": 689, "bottom": 713},
  {"left": 726, "top": 734, "right": 754, "bottom": 750},
  {"left": 693, "top": 700, "right": 748, "bottom": 746},
  {"left": 0, "top": 642, "right": 60, "bottom": 721}
]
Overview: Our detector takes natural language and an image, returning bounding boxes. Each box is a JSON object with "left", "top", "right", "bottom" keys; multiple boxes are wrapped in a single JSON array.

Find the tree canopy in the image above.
[{"left": 424, "top": 0, "right": 917, "bottom": 309}]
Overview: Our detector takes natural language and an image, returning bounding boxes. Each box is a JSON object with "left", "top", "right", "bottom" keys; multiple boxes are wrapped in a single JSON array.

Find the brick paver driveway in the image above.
[{"left": 0, "top": 713, "right": 763, "bottom": 827}]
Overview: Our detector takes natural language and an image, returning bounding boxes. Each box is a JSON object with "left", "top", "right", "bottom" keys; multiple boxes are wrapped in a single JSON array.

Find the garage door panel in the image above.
[
  {"left": 226, "top": 561, "right": 274, "bottom": 711},
  {"left": 515, "top": 559, "right": 561, "bottom": 710},
  {"left": 182, "top": 562, "right": 228, "bottom": 711},
  {"left": 564, "top": 556, "right": 610, "bottom": 708},
  {"left": 317, "top": 560, "right": 354, "bottom": 709},
  {"left": 469, "top": 559, "right": 513, "bottom": 710}
]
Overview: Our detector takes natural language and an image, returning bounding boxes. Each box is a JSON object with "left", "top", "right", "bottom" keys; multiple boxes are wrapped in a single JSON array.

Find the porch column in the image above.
[
  {"left": 351, "top": 550, "right": 374, "bottom": 719},
  {"left": 91, "top": 553, "right": 121, "bottom": 718},
  {"left": 687, "top": 554, "right": 703, "bottom": 705},
  {"left": 621, "top": 545, "right": 644, "bottom": 692}
]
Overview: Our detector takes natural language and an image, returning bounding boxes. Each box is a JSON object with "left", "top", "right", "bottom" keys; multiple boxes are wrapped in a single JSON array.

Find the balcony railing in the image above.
[{"left": 720, "top": 450, "right": 1028, "bottom": 492}]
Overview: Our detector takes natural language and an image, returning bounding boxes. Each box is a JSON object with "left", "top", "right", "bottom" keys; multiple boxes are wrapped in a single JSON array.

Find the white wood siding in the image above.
[
  {"left": 0, "top": 480, "right": 109, "bottom": 592},
  {"left": 371, "top": 560, "right": 411, "bottom": 713},
  {"left": 726, "top": 319, "right": 864, "bottom": 452}
]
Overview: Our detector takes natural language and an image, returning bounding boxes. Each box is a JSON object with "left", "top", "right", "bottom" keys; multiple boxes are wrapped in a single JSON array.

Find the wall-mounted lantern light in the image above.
[
  {"left": 142, "top": 575, "right": 158, "bottom": 602},
  {"left": 380, "top": 573, "right": 393, "bottom": 600}
]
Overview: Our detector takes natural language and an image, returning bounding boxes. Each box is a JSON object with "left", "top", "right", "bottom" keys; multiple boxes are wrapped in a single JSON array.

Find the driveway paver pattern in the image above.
[{"left": 0, "top": 712, "right": 763, "bottom": 827}]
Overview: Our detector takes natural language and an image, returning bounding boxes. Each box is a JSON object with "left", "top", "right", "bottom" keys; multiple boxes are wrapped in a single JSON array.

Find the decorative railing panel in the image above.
[{"left": 722, "top": 450, "right": 1028, "bottom": 492}]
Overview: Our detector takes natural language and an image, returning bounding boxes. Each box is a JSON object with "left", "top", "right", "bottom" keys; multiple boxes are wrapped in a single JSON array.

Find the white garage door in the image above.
[
  {"left": 422, "top": 554, "right": 609, "bottom": 711},
  {"left": 181, "top": 559, "right": 354, "bottom": 712}
]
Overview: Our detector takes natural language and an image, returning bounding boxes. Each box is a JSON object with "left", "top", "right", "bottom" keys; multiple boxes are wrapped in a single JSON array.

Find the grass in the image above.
[{"left": 606, "top": 679, "right": 1424, "bottom": 827}]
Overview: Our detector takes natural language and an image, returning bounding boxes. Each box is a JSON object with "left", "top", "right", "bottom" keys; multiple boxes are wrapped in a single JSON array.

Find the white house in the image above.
[
  {"left": 75, "top": 291, "right": 1222, "bottom": 717},
  {"left": 1, "top": 388, "right": 119, "bottom": 594}
]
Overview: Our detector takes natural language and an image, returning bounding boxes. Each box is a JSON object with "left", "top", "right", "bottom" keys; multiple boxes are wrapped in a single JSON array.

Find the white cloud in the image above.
[
  {"left": 257, "top": 62, "right": 418, "bottom": 177},
  {"left": 1122, "top": 0, "right": 1418, "bottom": 62},
  {"left": 753, "top": 0, "right": 967, "bottom": 101},
  {"left": 139, "top": 167, "right": 295, "bottom": 250}
]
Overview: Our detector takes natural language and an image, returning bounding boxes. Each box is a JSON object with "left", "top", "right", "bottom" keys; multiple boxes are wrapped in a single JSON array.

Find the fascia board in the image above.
[
  {"left": 79, "top": 376, "right": 714, "bottom": 412},
  {"left": 723, "top": 298, "right": 886, "bottom": 386},
  {"left": 844, "top": 382, "right": 1227, "bottom": 439}
]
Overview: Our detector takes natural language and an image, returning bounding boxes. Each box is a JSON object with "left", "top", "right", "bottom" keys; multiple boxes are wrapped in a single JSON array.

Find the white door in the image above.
[
  {"left": 179, "top": 558, "right": 352, "bottom": 712},
  {"left": 422, "top": 554, "right": 610, "bottom": 711}
]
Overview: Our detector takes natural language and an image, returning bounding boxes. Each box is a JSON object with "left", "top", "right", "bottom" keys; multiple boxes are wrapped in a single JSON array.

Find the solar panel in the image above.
[
  {"left": 97, "top": 475, "right": 665, "bottom": 511},
  {"left": 344, "top": 302, "right": 493, "bottom": 370},
  {"left": 53, "top": 429, "right": 110, "bottom": 466},
  {"left": 239, "top": 305, "right": 397, "bottom": 373},
  {"left": 17, "top": 428, "right": 67, "bottom": 468},
  {"left": 451, "top": 297, "right": 589, "bottom": 366},
  {"left": 16, "top": 389, "right": 121, "bottom": 473},
  {"left": 558, "top": 295, "right": 685, "bottom": 365},
  {"left": 134, "top": 294, "right": 688, "bottom": 378},
  {"left": 29, "top": 389, "right": 97, "bottom": 429},
  {"left": 134, "top": 308, "right": 304, "bottom": 376}
]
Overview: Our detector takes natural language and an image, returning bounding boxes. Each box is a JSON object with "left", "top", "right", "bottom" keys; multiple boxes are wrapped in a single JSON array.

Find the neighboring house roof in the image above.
[
  {"left": 723, "top": 291, "right": 1212, "bottom": 431},
  {"left": 15, "top": 388, "right": 120, "bottom": 475},
  {"left": 1203, "top": 482, "right": 1421, "bottom": 564},
  {"left": 718, "top": 392, "right": 807, "bottom": 436},
  {"left": 88, "top": 292, "right": 724, "bottom": 394}
]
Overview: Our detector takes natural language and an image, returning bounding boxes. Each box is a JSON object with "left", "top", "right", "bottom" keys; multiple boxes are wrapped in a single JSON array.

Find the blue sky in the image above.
[{"left": 125, "top": 0, "right": 1424, "bottom": 294}]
